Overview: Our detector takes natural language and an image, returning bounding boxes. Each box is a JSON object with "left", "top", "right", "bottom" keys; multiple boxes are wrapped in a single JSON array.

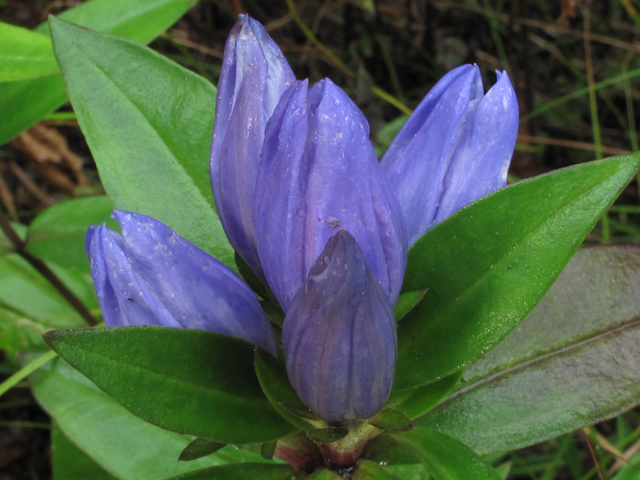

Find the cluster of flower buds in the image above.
[{"left": 86, "top": 15, "right": 518, "bottom": 429}]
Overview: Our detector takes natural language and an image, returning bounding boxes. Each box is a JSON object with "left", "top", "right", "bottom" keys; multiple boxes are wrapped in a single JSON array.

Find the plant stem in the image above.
[{"left": 0, "top": 209, "right": 97, "bottom": 326}]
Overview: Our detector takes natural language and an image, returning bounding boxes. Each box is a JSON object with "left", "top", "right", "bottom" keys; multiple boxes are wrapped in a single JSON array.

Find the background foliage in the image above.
[{"left": 0, "top": 0, "right": 639, "bottom": 479}]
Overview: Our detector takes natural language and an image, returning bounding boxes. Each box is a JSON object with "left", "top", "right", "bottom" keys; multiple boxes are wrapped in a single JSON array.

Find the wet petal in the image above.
[
  {"left": 381, "top": 65, "right": 518, "bottom": 245},
  {"left": 210, "top": 15, "right": 296, "bottom": 281},
  {"left": 256, "top": 79, "right": 407, "bottom": 311},
  {"left": 282, "top": 230, "right": 397, "bottom": 423},
  {"left": 86, "top": 210, "right": 278, "bottom": 356}
]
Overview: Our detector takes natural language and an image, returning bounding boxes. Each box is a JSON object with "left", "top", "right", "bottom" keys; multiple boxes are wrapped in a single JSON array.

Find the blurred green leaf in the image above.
[
  {"left": 43, "top": 327, "right": 297, "bottom": 443},
  {"left": 0, "top": 222, "right": 27, "bottom": 255},
  {"left": 613, "top": 451, "right": 640, "bottom": 479},
  {"left": 353, "top": 460, "right": 406, "bottom": 480},
  {"left": 0, "top": 22, "right": 58, "bottom": 81},
  {"left": 31, "top": 355, "right": 263, "bottom": 480},
  {"left": 370, "top": 408, "right": 413, "bottom": 432},
  {"left": 26, "top": 196, "right": 116, "bottom": 272},
  {"left": 0, "top": 0, "right": 199, "bottom": 146},
  {"left": 385, "top": 464, "right": 430, "bottom": 480},
  {"left": 49, "top": 17, "right": 234, "bottom": 266},
  {"left": 307, "top": 470, "right": 343, "bottom": 479},
  {"left": 396, "top": 154, "right": 640, "bottom": 389},
  {"left": 391, "top": 428, "right": 501, "bottom": 480},
  {"left": 418, "top": 245, "right": 640, "bottom": 453},
  {"left": 388, "top": 371, "right": 462, "bottom": 420},
  {"left": 254, "top": 348, "right": 314, "bottom": 431},
  {"left": 166, "top": 463, "right": 302, "bottom": 480},
  {"left": 52, "top": 421, "right": 118, "bottom": 480},
  {"left": 361, "top": 433, "right": 419, "bottom": 466}
]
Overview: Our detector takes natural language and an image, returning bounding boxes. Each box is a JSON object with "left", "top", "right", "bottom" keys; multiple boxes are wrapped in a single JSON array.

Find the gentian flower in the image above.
[
  {"left": 381, "top": 64, "right": 519, "bottom": 246},
  {"left": 85, "top": 210, "right": 278, "bottom": 356},
  {"left": 282, "top": 230, "right": 396, "bottom": 423},
  {"left": 86, "top": 15, "right": 519, "bottom": 433},
  {"left": 210, "top": 14, "right": 296, "bottom": 282},
  {"left": 255, "top": 78, "right": 407, "bottom": 311}
]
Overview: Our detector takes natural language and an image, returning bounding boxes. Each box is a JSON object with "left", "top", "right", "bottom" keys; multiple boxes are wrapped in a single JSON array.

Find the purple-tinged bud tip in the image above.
[
  {"left": 210, "top": 15, "right": 296, "bottom": 283},
  {"left": 85, "top": 210, "right": 278, "bottom": 356},
  {"left": 256, "top": 78, "right": 407, "bottom": 312},
  {"left": 282, "top": 230, "right": 397, "bottom": 423},
  {"left": 381, "top": 65, "right": 519, "bottom": 245}
]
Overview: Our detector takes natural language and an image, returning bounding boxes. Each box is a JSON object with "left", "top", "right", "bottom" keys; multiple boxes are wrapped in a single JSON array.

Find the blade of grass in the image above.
[{"left": 0, "top": 350, "right": 57, "bottom": 399}]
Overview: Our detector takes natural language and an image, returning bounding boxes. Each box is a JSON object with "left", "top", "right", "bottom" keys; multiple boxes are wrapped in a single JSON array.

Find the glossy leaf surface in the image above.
[
  {"left": 0, "top": 0, "right": 198, "bottom": 146},
  {"left": 31, "top": 356, "right": 261, "bottom": 480},
  {"left": 254, "top": 349, "right": 314, "bottom": 430},
  {"left": 391, "top": 428, "right": 501, "bottom": 480},
  {"left": 418, "top": 246, "right": 640, "bottom": 453},
  {"left": 26, "top": 196, "right": 116, "bottom": 272},
  {"left": 388, "top": 371, "right": 462, "bottom": 420},
  {"left": 50, "top": 18, "right": 234, "bottom": 266},
  {"left": 166, "top": 464, "right": 301, "bottom": 480},
  {"left": 43, "top": 327, "right": 297, "bottom": 443},
  {"left": 393, "top": 290, "right": 426, "bottom": 322},
  {"left": 396, "top": 154, "right": 640, "bottom": 389},
  {"left": 0, "top": 22, "right": 58, "bottom": 81}
]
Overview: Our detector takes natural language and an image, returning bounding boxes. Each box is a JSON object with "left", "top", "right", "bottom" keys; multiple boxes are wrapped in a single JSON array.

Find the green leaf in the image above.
[
  {"left": 43, "top": 327, "right": 297, "bottom": 443},
  {"left": 254, "top": 349, "right": 315, "bottom": 430},
  {"left": 260, "top": 440, "right": 277, "bottom": 460},
  {"left": 393, "top": 290, "right": 426, "bottom": 322},
  {"left": 0, "top": 222, "right": 27, "bottom": 255},
  {"left": 307, "top": 427, "right": 349, "bottom": 444},
  {"left": 391, "top": 428, "right": 501, "bottom": 480},
  {"left": 0, "top": 22, "right": 58, "bottom": 81},
  {"left": 388, "top": 370, "right": 463, "bottom": 420},
  {"left": 385, "top": 464, "right": 430, "bottom": 480},
  {"left": 166, "top": 463, "right": 302, "bottom": 480},
  {"left": 0, "top": 254, "right": 90, "bottom": 326},
  {"left": 49, "top": 18, "right": 234, "bottom": 266},
  {"left": 418, "top": 245, "right": 640, "bottom": 453},
  {"left": 361, "top": 433, "right": 419, "bottom": 466},
  {"left": 353, "top": 460, "right": 406, "bottom": 480},
  {"left": 369, "top": 409, "right": 413, "bottom": 432},
  {"left": 179, "top": 438, "right": 226, "bottom": 462},
  {"left": 396, "top": 154, "right": 640, "bottom": 389},
  {"left": 52, "top": 421, "right": 118, "bottom": 480},
  {"left": 0, "top": 0, "right": 198, "bottom": 146},
  {"left": 612, "top": 451, "right": 640, "bottom": 480},
  {"left": 31, "top": 355, "right": 253, "bottom": 480},
  {"left": 26, "top": 196, "right": 116, "bottom": 273},
  {"left": 307, "top": 470, "right": 344, "bottom": 479}
]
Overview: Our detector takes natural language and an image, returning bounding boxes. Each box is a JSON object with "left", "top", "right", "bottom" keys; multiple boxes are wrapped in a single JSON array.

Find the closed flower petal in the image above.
[
  {"left": 210, "top": 14, "right": 296, "bottom": 281},
  {"left": 256, "top": 79, "right": 407, "bottom": 311},
  {"left": 381, "top": 64, "right": 519, "bottom": 245},
  {"left": 282, "top": 230, "right": 397, "bottom": 423},
  {"left": 86, "top": 210, "right": 278, "bottom": 356}
]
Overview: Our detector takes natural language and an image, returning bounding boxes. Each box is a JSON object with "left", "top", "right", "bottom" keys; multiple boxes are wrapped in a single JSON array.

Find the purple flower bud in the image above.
[
  {"left": 85, "top": 210, "right": 278, "bottom": 356},
  {"left": 282, "top": 230, "right": 397, "bottom": 423},
  {"left": 210, "top": 14, "right": 296, "bottom": 281},
  {"left": 381, "top": 64, "right": 519, "bottom": 246},
  {"left": 256, "top": 79, "right": 407, "bottom": 311}
]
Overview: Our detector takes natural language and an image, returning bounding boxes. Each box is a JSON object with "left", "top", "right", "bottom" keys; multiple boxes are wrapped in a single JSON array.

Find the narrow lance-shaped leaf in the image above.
[
  {"left": 395, "top": 153, "right": 640, "bottom": 389},
  {"left": 0, "top": 0, "right": 199, "bottom": 146},
  {"left": 43, "top": 327, "right": 297, "bottom": 444},
  {"left": 417, "top": 245, "right": 640, "bottom": 453},
  {"left": 390, "top": 428, "right": 501, "bottom": 480},
  {"left": 49, "top": 17, "right": 234, "bottom": 266},
  {"left": 0, "top": 22, "right": 58, "bottom": 81}
]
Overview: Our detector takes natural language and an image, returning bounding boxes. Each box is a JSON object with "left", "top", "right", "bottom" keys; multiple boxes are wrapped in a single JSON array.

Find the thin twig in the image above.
[{"left": 0, "top": 208, "right": 98, "bottom": 326}]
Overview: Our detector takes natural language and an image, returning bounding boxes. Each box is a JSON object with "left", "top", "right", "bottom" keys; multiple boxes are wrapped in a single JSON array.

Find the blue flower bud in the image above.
[
  {"left": 381, "top": 64, "right": 519, "bottom": 246},
  {"left": 256, "top": 78, "right": 407, "bottom": 311},
  {"left": 282, "top": 230, "right": 397, "bottom": 423},
  {"left": 85, "top": 210, "right": 278, "bottom": 356},
  {"left": 210, "top": 14, "right": 296, "bottom": 282}
]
